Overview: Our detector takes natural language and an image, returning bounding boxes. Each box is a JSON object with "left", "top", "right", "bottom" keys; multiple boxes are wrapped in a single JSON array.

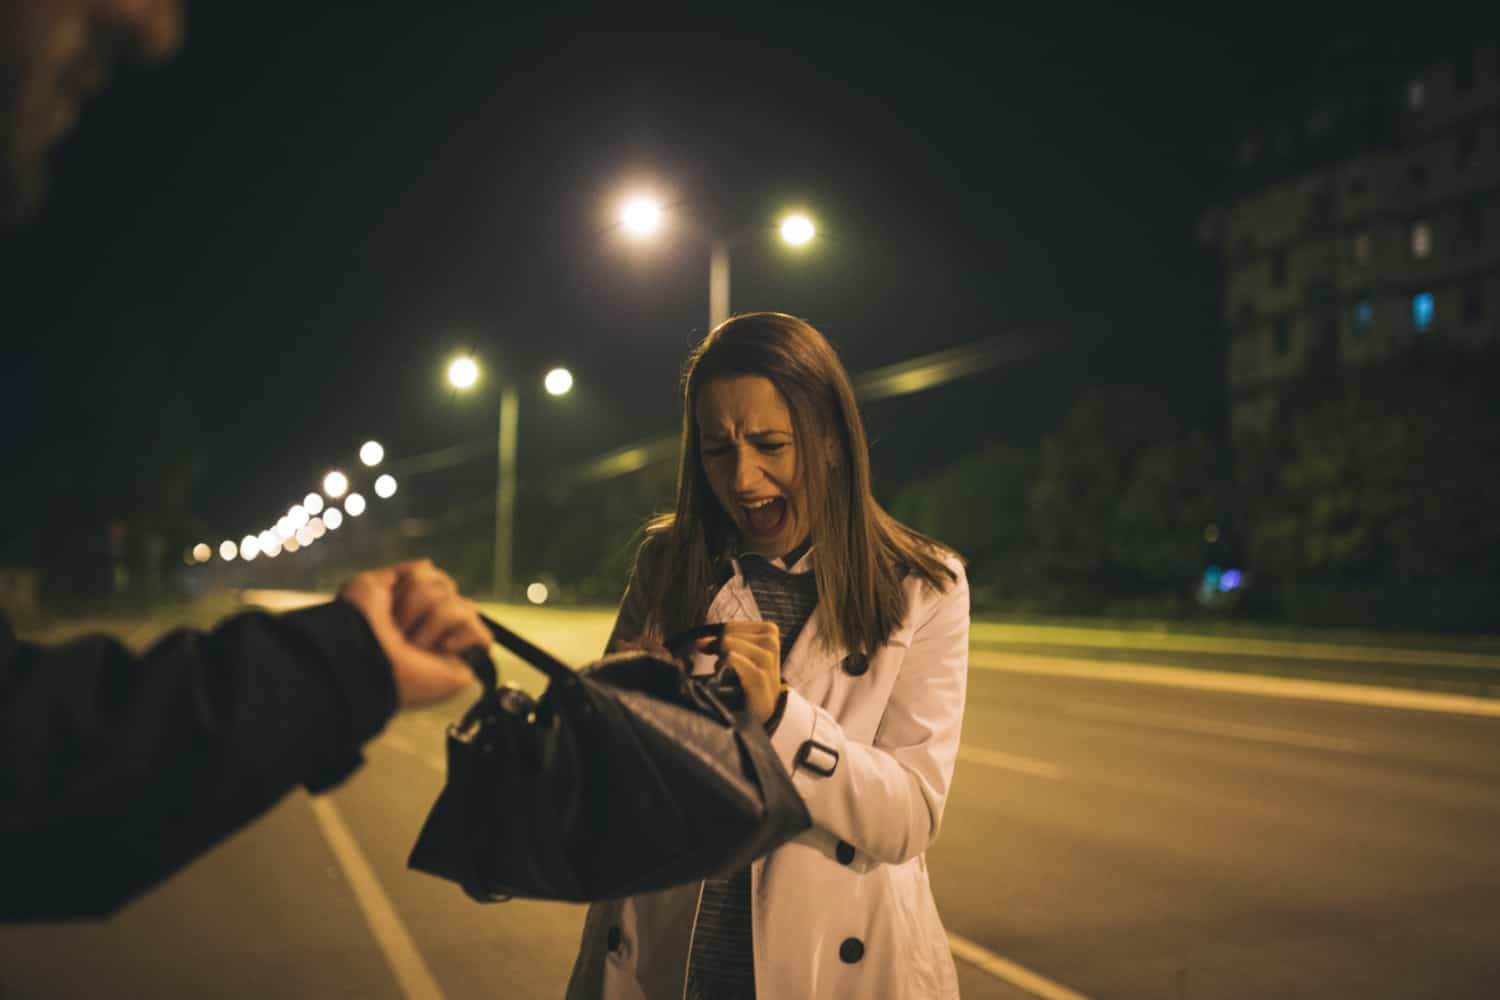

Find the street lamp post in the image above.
[
  {"left": 449, "top": 354, "right": 570, "bottom": 602},
  {"left": 709, "top": 238, "right": 730, "bottom": 331},
  {"left": 618, "top": 194, "right": 816, "bottom": 332},
  {"left": 494, "top": 378, "right": 518, "bottom": 602}
]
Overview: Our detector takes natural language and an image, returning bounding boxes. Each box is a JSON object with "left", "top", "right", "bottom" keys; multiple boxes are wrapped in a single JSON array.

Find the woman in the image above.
[{"left": 567, "top": 312, "right": 969, "bottom": 1000}]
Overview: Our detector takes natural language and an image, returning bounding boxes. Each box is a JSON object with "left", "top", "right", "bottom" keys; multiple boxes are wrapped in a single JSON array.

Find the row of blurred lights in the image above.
[{"left": 186, "top": 440, "right": 399, "bottom": 565}]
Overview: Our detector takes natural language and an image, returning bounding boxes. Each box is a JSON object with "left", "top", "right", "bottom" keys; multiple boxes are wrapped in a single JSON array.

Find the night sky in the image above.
[{"left": 2, "top": 8, "right": 1358, "bottom": 557}]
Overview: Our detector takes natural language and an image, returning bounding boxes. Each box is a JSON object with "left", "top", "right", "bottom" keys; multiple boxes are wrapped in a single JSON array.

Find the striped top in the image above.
[{"left": 685, "top": 543, "right": 817, "bottom": 1000}]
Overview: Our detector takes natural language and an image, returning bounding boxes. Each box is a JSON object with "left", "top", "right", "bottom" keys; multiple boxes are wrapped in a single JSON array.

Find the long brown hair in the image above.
[{"left": 632, "top": 312, "right": 960, "bottom": 655}]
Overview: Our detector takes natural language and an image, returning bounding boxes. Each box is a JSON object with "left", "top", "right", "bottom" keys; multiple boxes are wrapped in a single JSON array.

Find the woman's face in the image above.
[{"left": 695, "top": 374, "right": 811, "bottom": 560}]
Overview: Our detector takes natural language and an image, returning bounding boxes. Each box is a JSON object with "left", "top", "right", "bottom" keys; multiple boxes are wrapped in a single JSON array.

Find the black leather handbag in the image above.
[{"left": 407, "top": 615, "right": 812, "bottom": 903}]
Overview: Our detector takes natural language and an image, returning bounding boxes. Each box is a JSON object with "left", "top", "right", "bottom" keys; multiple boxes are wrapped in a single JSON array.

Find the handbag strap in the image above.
[{"left": 458, "top": 617, "right": 725, "bottom": 692}]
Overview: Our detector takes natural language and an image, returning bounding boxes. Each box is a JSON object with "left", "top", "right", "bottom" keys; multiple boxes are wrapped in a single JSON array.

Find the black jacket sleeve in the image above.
[{"left": 0, "top": 600, "right": 397, "bottom": 921}]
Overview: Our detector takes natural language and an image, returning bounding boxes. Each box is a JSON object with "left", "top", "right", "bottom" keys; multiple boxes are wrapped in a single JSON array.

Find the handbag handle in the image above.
[{"left": 457, "top": 616, "right": 725, "bottom": 691}]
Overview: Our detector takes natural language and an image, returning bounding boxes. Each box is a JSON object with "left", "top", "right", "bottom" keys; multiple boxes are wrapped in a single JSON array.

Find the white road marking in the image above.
[
  {"left": 969, "top": 622, "right": 1500, "bottom": 671},
  {"left": 1063, "top": 702, "right": 1368, "bottom": 753},
  {"left": 948, "top": 931, "right": 1093, "bottom": 1000},
  {"left": 971, "top": 650, "right": 1500, "bottom": 719},
  {"left": 959, "top": 746, "right": 1066, "bottom": 779},
  {"left": 308, "top": 797, "right": 448, "bottom": 1000}
]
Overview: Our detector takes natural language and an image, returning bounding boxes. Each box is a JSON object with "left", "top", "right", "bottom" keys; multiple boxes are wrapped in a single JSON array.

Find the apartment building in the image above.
[{"left": 1199, "top": 38, "right": 1500, "bottom": 439}]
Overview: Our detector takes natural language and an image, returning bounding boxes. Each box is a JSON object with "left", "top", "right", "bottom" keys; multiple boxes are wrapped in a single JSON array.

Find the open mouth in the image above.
[{"left": 741, "top": 496, "right": 787, "bottom": 540}]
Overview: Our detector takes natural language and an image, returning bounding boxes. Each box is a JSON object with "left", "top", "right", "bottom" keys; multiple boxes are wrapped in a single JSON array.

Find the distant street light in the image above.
[
  {"left": 275, "top": 516, "right": 294, "bottom": 540},
  {"left": 303, "top": 492, "right": 324, "bottom": 515},
  {"left": 323, "top": 470, "right": 349, "bottom": 499},
  {"left": 544, "top": 367, "right": 574, "bottom": 397},
  {"left": 620, "top": 195, "right": 664, "bottom": 237},
  {"left": 323, "top": 507, "right": 344, "bottom": 531},
  {"left": 374, "top": 474, "right": 397, "bottom": 499},
  {"left": 359, "top": 440, "right": 385, "bottom": 467},
  {"left": 526, "top": 582, "right": 549, "bottom": 605},
  {"left": 779, "top": 213, "right": 816, "bottom": 246},
  {"left": 345, "top": 493, "right": 366, "bottom": 517},
  {"left": 240, "top": 534, "right": 260, "bottom": 560},
  {"left": 288, "top": 504, "right": 309, "bottom": 530},
  {"left": 447, "top": 355, "right": 480, "bottom": 391},
  {"left": 191, "top": 542, "right": 211, "bottom": 564},
  {"left": 218, "top": 540, "right": 237, "bottom": 562}
]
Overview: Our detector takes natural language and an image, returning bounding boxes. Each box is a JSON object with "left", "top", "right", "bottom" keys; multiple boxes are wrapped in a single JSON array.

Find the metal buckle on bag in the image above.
[{"left": 795, "top": 739, "right": 840, "bottom": 777}]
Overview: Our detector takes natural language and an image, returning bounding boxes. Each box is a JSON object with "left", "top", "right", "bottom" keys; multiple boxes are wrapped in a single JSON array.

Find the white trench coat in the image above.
[{"left": 566, "top": 548, "right": 970, "bottom": 999}]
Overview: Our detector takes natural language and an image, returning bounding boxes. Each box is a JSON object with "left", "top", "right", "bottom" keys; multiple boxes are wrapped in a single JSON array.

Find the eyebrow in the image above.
[{"left": 700, "top": 429, "right": 792, "bottom": 443}]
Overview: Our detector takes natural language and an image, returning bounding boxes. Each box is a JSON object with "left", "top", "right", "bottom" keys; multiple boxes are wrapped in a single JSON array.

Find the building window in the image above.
[
  {"left": 1460, "top": 200, "right": 1484, "bottom": 245},
  {"left": 1411, "top": 221, "right": 1433, "bottom": 259},
  {"left": 1457, "top": 126, "right": 1479, "bottom": 166},
  {"left": 1274, "top": 318, "right": 1292, "bottom": 354},
  {"left": 1413, "top": 292, "right": 1435, "bottom": 332},
  {"left": 1407, "top": 78, "right": 1426, "bottom": 111},
  {"left": 1353, "top": 299, "right": 1374, "bottom": 334},
  {"left": 1455, "top": 51, "right": 1475, "bottom": 93},
  {"left": 1462, "top": 285, "right": 1483, "bottom": 324},
  {"left": 1351, "top": 231, "right": 1372, "bottom": 266}
]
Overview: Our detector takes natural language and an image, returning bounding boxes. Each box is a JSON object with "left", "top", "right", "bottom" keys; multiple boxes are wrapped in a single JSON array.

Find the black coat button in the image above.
[
  {"left": 607, "top": 925, "right": 622, "bottom": 952},
  {"left": 841, "top": 653, "right": 869, "bottom": 677},
  {"left": 835, "top": 841, "right": 856, "bottom": 865},
  {"left": 839, "top": 937, "right": 864, "bottom": 963}
]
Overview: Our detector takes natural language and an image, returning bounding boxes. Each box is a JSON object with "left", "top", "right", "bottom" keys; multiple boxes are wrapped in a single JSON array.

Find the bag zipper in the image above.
[{"left": 679, "top": 880, "right": 707, "bottom": 1000}]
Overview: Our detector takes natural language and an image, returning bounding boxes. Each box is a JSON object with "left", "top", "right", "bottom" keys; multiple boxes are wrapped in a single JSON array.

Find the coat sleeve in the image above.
[
  {"left": 0, "top": 600, "right": 396, "bottom": 921},
  {"left": 769, "top": 561, "right": 969, "bottom": 866}
]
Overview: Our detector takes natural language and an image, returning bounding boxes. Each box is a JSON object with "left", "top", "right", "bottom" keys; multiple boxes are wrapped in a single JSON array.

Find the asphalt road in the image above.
[{"left": 3, "top": 605, "right": 1498, "bottom": 999}]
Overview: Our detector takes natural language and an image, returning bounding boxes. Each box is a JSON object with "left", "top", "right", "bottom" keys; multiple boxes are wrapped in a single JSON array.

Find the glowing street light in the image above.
[
  {"left": 323, "top": 507, "right": 343, "bottom": 531},
  {"left": 526, "top": 582, "right": 549, "bottom": 605},
  {"left": 219, "top": 540, "right": 238, "bottom": 562},
  {"left": 262, "top": 538, "right": 282, "bottom": 558},
  {"left": 544, "top": 367, "right": 574, "bottom": 397},
  {"left": 360, "top": 440, "right": 385, "bottom": 467},
  {"left": 447, "top": 355, "right": 479, "bottom": 391},
  {"left": 308, "top": 516, "right": 326, "bottom": 539},
  {"left": 620, "top": 195, "right": 663, "bottom": 238},
  {"left": 191, "top": 542, "right": 211, "bottom": 564},
  {"left": 323, "top": 470, "right": 349, "bottom": 499},
  {"left": 240, "top": 534, "right": 260, "bottom": 560},
  {"left": 288, "top": 504, "right": 309, "bottom": 530},
  {"left": 283, "top": 535, "right": 300, "bottom": 554},
  {"left": 374, "top": 474, "right": 397, "bottom": 499},
  {"left": 275, "top": 517, "right": 294, "bottom": 540},
  {"left": 303, "top": 492, "right": 324, "bottom": 515},
  {"left": 295, "top": 525, "right": 315, "bottom": 547},
  {"left": 345, "top": 493, "right": 366, "bottom": 517},
  {"left": 780, "top": 212, "right": 815, "bottom": 247}
]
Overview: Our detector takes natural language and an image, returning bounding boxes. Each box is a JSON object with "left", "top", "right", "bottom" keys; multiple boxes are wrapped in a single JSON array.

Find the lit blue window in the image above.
[
  {"left": 1413, "top": 292, "right": 1434, "bottom": 331},
  {"left": 1353, "top": 299, "right": 1373, "bottom": 330}
]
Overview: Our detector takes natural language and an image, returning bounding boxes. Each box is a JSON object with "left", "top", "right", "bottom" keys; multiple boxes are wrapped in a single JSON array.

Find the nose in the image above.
[
  {"left": 99, "top": 0, "right": 186, "bottom": 64},
  {"left": 729, "top": 446, "right": 764, "bottom": 496}
]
